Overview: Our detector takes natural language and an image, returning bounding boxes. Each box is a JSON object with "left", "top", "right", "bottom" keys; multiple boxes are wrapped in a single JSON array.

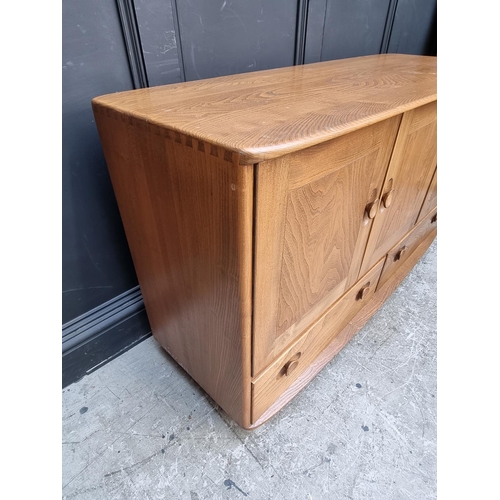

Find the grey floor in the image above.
[{"left": 62, "top": 240, "right": 437, "bottom": 500}]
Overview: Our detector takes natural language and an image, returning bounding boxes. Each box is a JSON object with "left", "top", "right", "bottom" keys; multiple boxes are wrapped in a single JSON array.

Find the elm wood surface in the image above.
[
  {"left": 378, "top": 208, "right": 437, "bottom": 290},
  {"left": 92, "top": 55, "right": 437, "bottom": 429},
  {"left": 359, "top": 101, "right": 437, "bottom": 276},
  {"left": 92, "top": 108, "right": 254, "bottom": 428},
  {"left": 252, "top": 117, "right": 400, "bottom": 375},
  {"left": 92, "top": 54, "right": 437, "bottom": 164},
  {"left": 250, "top": 229, "right": 437, "bottom": 429},
  {"left": 417, "top": 167, "right": 437, "bottom": 224},
  {"left": 252, "top": 258, "right": 385, "bottom": 423}
]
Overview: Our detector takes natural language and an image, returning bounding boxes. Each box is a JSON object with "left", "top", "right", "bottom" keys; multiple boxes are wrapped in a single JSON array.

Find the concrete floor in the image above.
[{"left": 62, "top": 240, "right": 437, "bottom": 500}]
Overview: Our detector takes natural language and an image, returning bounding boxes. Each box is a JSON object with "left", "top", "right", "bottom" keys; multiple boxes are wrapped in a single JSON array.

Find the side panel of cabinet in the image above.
[
  {"left": 360, "top": 101, "right": 437, "bottom": 275},
  {"left": 252, "top": 117, "right": 401, "bottom": 375},
  {"left": 93, "top": 108, "right": 254, "bottom": 429}
]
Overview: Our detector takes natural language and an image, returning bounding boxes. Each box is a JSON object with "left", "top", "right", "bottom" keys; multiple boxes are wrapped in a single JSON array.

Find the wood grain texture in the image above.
[
  {"left": 378, "top": 208, "right": 437, "bottom": 290},
  {"left": 417, "top": 167, "right": 437, "bottom": 224},
  {"left": 360, "top": 101, "right": 437, "bottom": 276},
  {"left": 250, "top": 229, "right": 437, "bottom": 429},
  {"left": 92, "top": 54, "right": 436, "bottom": 164},
  {"left": 252, "top": 259, "right": 385, "bottom": 423},
  {"left": 252, "top": 118, "right": 400, "bottom": 375},
  {"left": 92, "top": 105, "right": 254, "bottom": 428}
]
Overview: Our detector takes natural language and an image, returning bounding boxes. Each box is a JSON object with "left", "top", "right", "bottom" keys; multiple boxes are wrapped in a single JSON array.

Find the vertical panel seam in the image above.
[
  {"left": 380, "top": 0, "right": 399, "bottom": 54},
  {"left": 250, "top": 163, "right": 258, "bottom": 378},
  {"left": 294, "top": 0, "right": 310, "bottom": 65},
  {"left": 319, "top": 0, "right": 329, "bottom": 62},
  {"left": 170, "top": 0, "right": 187, "bottom": 82},
  {"left": 116, "top": 0, "right": 150, "bottom": 88}
]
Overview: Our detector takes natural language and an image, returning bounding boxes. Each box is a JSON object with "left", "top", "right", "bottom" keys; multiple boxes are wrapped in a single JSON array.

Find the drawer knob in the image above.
[
  {"left": 394, "top": 246, "right": 406, "bottom": 262},
  {"left": 365, "top": 199, "right": 380, "bottom": 219},
  {"left": 431, "top": 213, "right": 437, "bottom": 224},
  {"left": 356, "top": 284, "right": 370, "bottom": 301},
  {"left": 284, "top": 360, "right": 299, "bottom": 376},
  {"left": 382, "top": 189, "right": 395, "bottom": 208}
]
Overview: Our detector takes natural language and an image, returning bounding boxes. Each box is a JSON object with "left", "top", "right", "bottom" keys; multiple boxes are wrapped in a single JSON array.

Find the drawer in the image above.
[
  {"left": 378, "top": 207, "right": 437, "bottom": 290},
  {"left": 251, "top": 258, "right": 385, "bottom": 423}
]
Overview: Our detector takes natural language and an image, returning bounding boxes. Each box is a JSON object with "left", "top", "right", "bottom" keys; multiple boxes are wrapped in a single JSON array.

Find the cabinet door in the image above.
[
  {"left": 252, "top": 117, "right": 401, "bottom": 374},
  {"left": 360, "top": 101, "right": 437, "bottom": 275},
  {"left": 416, "top": 167, "right": 437, "bottom": 224}
]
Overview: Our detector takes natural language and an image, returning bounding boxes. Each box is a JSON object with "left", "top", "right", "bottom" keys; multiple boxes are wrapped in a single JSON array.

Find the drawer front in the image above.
[
  {"left": 378, "top": 207, "right": 437, "bottom": 290},
  {"left": 251, "top": 258, "right": 385, "bottom": 423}
]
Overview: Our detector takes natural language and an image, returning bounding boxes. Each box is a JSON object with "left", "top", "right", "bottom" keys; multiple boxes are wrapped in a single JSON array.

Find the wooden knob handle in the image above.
[
  {"left": 394, "top": 246, "right": 406, "bottom": 262},
  {"left": 284, "top": 360, "right": 299, "bottom": 376},
  {"left": 382, "top": 189, "right": 395, "bottom": 208},
  {"left": 431, "top": 213, "right": 437, "bottom": 224},
  {"left": 365, "top": 199, "right": 379, "bottom": 219},
  {"left": 356, "top": 285, "right": 370, "bottom": 301}
]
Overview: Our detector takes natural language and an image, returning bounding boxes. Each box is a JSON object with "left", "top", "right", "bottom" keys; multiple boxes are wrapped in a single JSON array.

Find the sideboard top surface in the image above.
[{"left": 92, "top": 54, "right": 436, "bottom": 164}]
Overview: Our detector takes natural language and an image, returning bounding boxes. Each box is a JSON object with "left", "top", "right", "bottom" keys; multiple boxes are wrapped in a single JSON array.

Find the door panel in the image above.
[
  {"left": 360, "top": 101, "right": 437, "bottom": 275},
  {"left": 277, "top": 153, "right": 375, "bottom": 335},
  {"left": 252, "top": 116, "right": 401, "bottom": 374},
  {"left": 417, "top": 167, "right": 437, "bottom": 224}
]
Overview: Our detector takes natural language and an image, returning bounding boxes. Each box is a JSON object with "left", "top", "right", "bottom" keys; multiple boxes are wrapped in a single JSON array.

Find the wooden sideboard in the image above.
[{"left": 92, "top": 54, "right": 437, "bottom": 429}]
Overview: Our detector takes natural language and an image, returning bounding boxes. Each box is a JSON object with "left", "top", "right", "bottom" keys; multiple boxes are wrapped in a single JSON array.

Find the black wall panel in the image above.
[
  {"left": 320, "top": 0, "right": 392, "bottom": 61},
  {"left": 62, "top": 0, "right": 152, "bottom": 385},
  {"left": 134, "top": 0, "right": 183, "bottom": 86},
  {"left": 305, "top": 0, "right": 437, "bottom": 64},
  {"left": 304, "top": 0, "right": 328, "bottom": 64},
  {"left": 176, "top": 0, "right": 298, "bottom": 81},
  {"left": 62, "top": 0, "right": 138, "bottom": 324},
  {"left": 388, "top": 0, "right": 437, "bottom": 56}
]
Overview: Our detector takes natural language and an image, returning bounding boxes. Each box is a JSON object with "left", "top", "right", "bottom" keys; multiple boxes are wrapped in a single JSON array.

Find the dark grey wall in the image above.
[
  {"left": 388, "top": 0, "right": 437, "bottom": 55},
  {"left": 62, "top": 0, "right": 436, "bottom": 386},
  {"left": 62, "top": 0, "right": 151, "bottom": 385},
  {"left": 134, "top": 0, "right": 183, "bottom": 86},
  {"left": 176, "top": 0, "right": 298, "bottom": 80},
  {"left": 321, "top": 0, "right": 392, "bottom": 61},
  {"left": 305, "top": 0, "right": 436, "bottom": 64},
  {"left": 62, "top": 0, "right": 138, "bottom": 323}
]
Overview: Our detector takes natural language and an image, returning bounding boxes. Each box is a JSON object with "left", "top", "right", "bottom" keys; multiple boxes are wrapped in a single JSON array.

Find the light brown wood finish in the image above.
[
  {"left": 252, "top": 258, "right": 385, "bottom": 423},
  {"left": 92, "top": 55, "right": 437, "bottom": 430},
  {"left": 417, "top": 167, "right": 437, "bottom": 224},
  {"left": 92, "top": 54, "right": 436, "bottom": 164},
  {"left": 252, "top": 117, "right": 400, "bottom": 375},
  {"left": 250, "top": 229, "right": 436, "bottom": 429},
  {"left": 360, "top": 101, "right": 437, "bottom": 276},
  {"left": 378, "top": 208, "right": 437, "bottom": 290},
  {"left": 92, "top": 107, "right": 254, "bottom": 429}
]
